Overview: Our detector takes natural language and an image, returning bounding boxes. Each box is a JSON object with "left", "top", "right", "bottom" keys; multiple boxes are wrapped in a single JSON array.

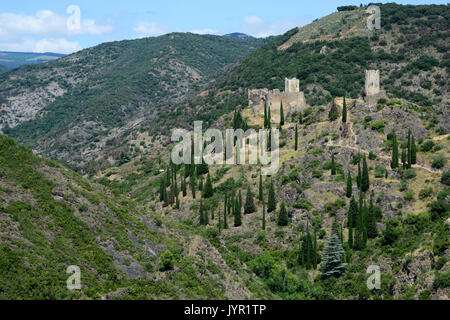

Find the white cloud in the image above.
[
  {"left": 0, "top": 38, "right": 81, "bottom": 54},
  {"left": 189, "top": 28, "right": 219, "bottom": 35},
  {"left": 0, "top": 10, "right": 113, "bottom": 41},
  {"left": 242, "top": 15, "right": 304, "bottom": 38},
  {"left": 133, "top": 21, "right": 169, "bottom": 37}
]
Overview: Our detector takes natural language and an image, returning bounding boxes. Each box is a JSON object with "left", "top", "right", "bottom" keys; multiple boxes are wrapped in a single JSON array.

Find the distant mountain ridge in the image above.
[
  {"left": 225, "top": 32, "right": 254, "bottom": 40},
  {"left": 0, "top": 51, "right": 65, "bottom": 71}
]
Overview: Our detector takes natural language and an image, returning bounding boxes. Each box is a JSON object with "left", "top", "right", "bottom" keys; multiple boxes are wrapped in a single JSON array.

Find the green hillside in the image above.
[{"left": 0, "top": 34, "right": 266, "bottom": 171}]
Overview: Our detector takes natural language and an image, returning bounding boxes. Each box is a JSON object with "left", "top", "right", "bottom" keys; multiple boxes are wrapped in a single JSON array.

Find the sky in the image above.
[{"left": 0, "top": 0, "right": 447, "bottom": 54}]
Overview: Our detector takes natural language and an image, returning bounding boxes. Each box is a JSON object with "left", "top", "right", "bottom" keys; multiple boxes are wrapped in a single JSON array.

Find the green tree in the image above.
[
  {"left": 346, "top": 170, "right": 352, "bottom": 198},
  {"left": 367, "top": 193, "right": 378, "bottom": 238},
  {"left": 182, "top": 177, "right": 187, "bottom": 197},
  {"left": 347, "top": 196, "right": 358, "bottom": 248},
  {"left": 264, "top": 101, "right": 268, "bottom": 128},
  {"left": 391, "top": 131, "right": 399, "bottom": 169},
  {"left": 159, "top": 177, "right": 166, "bottom": 202},
  {"left": 258, "top": 173, "right": 263, "bottom": 201},
  {"left": 294, "top": 124, "right": 298, "bottom": 151},
  {"left": 190, "top": 175, "right": 196, "bottom": 199},
  {"left": 411, "top": 135, "right": 417, "bottom": 164},
  {"left": 203, "top": 173, "right": 214, "bottom": 198},
  {"left": 262, "top": 201, "right": 266, "bottom": 230},
  {"left": 234, "top": 196, "right": 242, "bottom": 227},
  {"left": 277, "top": 202, "right": 288, "bottom": 226},
  {"left": 199, "top": 199, "right": 205, "bottom": 225},
  {"left": 268, "top": 180, "right": 276, "bottom": 212},
  {"left": 361, "top": 155, "right": 370, "bottom": 192},
  {"left": 298, "top": 112, "right": 303, "bottom": 124},
  {"left": 321, "top": 234, "right": 347, "bottom": 279},
  {"left": 244, "top": 186, "right": 256, "bottom": 214},
  {"left": 280, "top": 101, "right": 285, "bottom": 127},
  {"left": 342, "top": 95, "right": 347, "bottom": 123},
  {"left": 357, "top": 159, "right": 362, "bottom": 189}
]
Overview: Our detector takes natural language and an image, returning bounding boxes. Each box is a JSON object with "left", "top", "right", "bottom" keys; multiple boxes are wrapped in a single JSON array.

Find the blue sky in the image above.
[{"left": 0, "top": 0, "right": 447, "bottom": 53}]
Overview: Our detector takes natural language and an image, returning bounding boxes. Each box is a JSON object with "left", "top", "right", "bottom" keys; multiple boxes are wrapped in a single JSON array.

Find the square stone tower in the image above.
[
  {"left": 285, "top": 77, "right": 300, "bottom": 93},
  {"left": 364, "top": 70, "right": 380, "bottom": 96}
]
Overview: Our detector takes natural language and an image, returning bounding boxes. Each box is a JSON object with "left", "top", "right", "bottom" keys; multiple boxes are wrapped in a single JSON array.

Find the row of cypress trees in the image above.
[{"left": 391, "top": 129, "right": 417, "bottom": 169}]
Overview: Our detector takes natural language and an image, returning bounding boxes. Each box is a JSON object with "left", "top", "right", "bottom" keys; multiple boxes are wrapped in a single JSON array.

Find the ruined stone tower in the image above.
[
  {"left": 285, "top": 77, "right": 299, "bottom": 93},
  {"left": 248, "top": 77, "right": 306, "bottom": 123},
  {"left": 364, "top": 70, "right": 380, "bottom": 96}
]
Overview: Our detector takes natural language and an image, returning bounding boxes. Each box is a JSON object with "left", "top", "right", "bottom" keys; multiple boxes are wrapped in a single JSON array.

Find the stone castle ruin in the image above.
[
  {"left": 364, "top": 70, "right": 380, "bottom": 96},
  {"left": 364, "top": 69, "right": 385, "bottom": 105},
  {"left": 248, "top": 78, "right": 307, "bottom": 123}
]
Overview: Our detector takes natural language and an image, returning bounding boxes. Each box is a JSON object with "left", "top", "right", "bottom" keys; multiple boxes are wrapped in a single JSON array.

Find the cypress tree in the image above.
[
  {"left": 277, "top": 202, "right": 288, "bottom": 226},
  {"left": 361, "top": 155, "right": 370, "bottom": 192},
  {"left": 268, "top": 107, "right": 271, "bottom": 128},
  {"left": 346, "top": 170, "right": 352, "bottom": 198},
  {"left": 203, "top": 173, "right": 213, "bottom": 198},
  {"left": 312, "top": 229, "right": 318, "bottom": 270},
  {"left": 331, "top": 154, "right": 336, "bottom": 175},
  {"left": 411, "top": 135, "right": 417, "bottom": 164},
  {"left": 407, "top": 130, "right": 412, "bottom": 169},
  {"left": 362, "top": 200, "right": 368, "bottom": 246},
  {"left": 238, "top": 190, "right": 242, "bottom": 212},
  {"left": 223, "top": 196, "right": 229, "bottom": 229},
  {"left": 298, "top": 112, "right": 303, "bottom": 124},
  {"left": 342, "top": 95, "right": 347, "bottom": 123},
  {"left": 262, "top": 201, "right": 266, "bottom": 230},
  {"left": 357, "top": 160, "right": 362, "bottom": 189},
  {"left": 234, "top": 196, "right": 242, "bottom": 227},
  {"left": 218, "top": 207, "right": 222, "bottom": 232},
  {"left": 182, "top": 177, "right": 187, "bottom": 197},
  {"left": 244, "top": 186, "right": 256, "bottom": 214},
  {"left": 294, "top": 124, "right": 298, "bottom": 151},
  {"left": 268, "top": 180, "right": 276, "bottom": 212},
  {"left": 159, "top": 177, "right": 165, "bottom": 202},
  {"left": 190, "top": 175, "right": 196, "bottom": 199},
  {"left": 198, "top": 177, "right": 203, "bottom": 191},
  {"left": 280, "top": 101, "right": 285, "bottom": 127},
  {"left": 391, "top": 131, "right": 399, "bottom": 169},
  {"left": 205, "top": 206, "right": 209, "bottom": 225},
  {"left": 367, "top": 193, "right": 378, "bottom": 238},
  {"left": 264, "top": 101, "right": 268, "bottom": 128},
  {"left": 175, "top": 194, "right": 180, "bottom": 209},
  {"left": 211, "top": 207, "right": 214, "bottom": 220},
  {"left": 321, "top": 234, "right": 347, "bottom": 279},
  {"left": 347, "top": 196, "right": 358, "bottom": 248},
  {"left": 258, "top": 173, "right": 263, "bottom": 201}
]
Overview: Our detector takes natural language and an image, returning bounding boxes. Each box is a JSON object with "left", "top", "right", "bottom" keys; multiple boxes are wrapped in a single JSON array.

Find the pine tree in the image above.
[
  {"left": 244, "top": 186, "right": 256, "bottom": 214},
  {"left": 159, "top": 177, "right": 165, "bottom": 202},
  {"left": 264, "top": 101, "right": 268, "bottom": 128},
  {"left": 267, "top": 180, "right": 276, "bottom": 212},
  {"left": 223, "top": 195, "right": 229, "bottom": 229},
  {"left": 357, "top": 159, "right": 362, "bottom": 189},
  {"left": 321, "top": 234, "right": 347, "bottom": 279},
  {"left": 346, "top": 170, "right": 352, "bottom": 198},
  {"left": 280, "top": 101, "right": 285, "bottom": 127},
  {"left": 391, "top": 131, "right": 399, "bottom": 169},
  {"left": 367, "top": 193, "right": 378, "bottom": 238},
  {"left": 342, "top": 95, "right": 347, "bottom": 123},
  {"left": 277, "top": 202, "right": 288, "bottom": 226},
  {"left": 294, "top": 124, "right": 298, "bottom": 151},
  {"left": 347, "top": 196, "right": 358, "bottom": 248},
  {"left": 203, "top": 173, "right": 213, "bottom": 198},
  {"left": 262, "top": 201, "right": 266, "bottom": 230},
  {"left": 175, "top": 195, "right": 180, "bottom": 209},
  {"left": 331, "top": 154, "right": 336, "bottom": 175},
  {"left": 258, "top": 173, "right": 263, "bottom": 201},
  {"left": 182, "top": 177, "right": 187, "bottom": 197},
  {"left": 234, "top": 196, "right": 242, "bottom": 227},
  {"left": 411, "top": 135, "right": 417, "bottom": 164},
  {"left": 361, "top": 155, "right": 370, "bottom": 192}
]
